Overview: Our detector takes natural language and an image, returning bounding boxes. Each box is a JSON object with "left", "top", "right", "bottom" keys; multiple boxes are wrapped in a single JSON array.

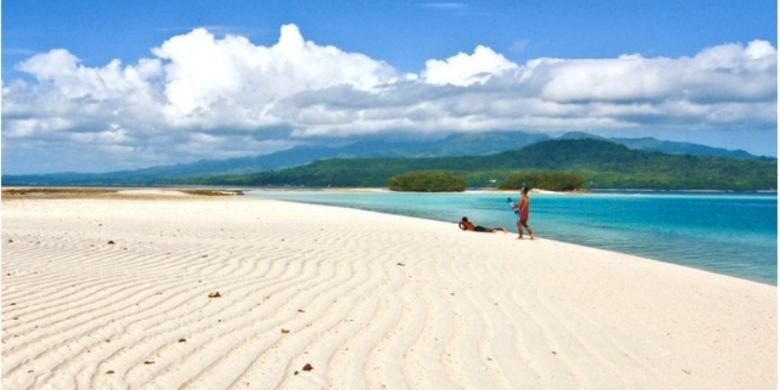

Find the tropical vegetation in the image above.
[
  {"left": 386, "top": 171, "right": 467, "bottom": 192},
  {"left": 193, "top": 139, "right": 776, "bottom": 191}
]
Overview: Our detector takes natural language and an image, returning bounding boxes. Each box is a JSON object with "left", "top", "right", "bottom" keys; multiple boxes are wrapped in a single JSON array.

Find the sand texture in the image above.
[{"left": 1, "top": 196, "right": 776, "bottom": 389}]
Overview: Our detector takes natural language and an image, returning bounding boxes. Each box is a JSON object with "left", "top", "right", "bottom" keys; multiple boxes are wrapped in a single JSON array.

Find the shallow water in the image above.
[{"left": 249, "top": 190, "right": 777, "bottom": 285}]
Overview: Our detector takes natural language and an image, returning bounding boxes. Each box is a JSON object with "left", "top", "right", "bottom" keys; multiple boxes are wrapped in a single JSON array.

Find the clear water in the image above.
[{"left": 249, "top": 190, "right": 777, "bottom": 285}]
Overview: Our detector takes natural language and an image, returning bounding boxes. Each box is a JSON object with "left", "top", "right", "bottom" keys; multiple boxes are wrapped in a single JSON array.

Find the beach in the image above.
[{"left": 1, "top": 192, "right": 776, "bottom": 389}]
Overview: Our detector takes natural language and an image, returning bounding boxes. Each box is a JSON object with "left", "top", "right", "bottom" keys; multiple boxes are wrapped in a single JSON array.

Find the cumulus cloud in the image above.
[
  {"left": 422, "top": 45, "right": 519, "bottom": 86},
  {"left": 2, "top": 23, "right": 776, "bottom": 172},
  {"left": 535, "top": 42, "right": 776, "bottom": 104},
  {"left": 152, "top": 24, "right": 397, "bottom": 128}
]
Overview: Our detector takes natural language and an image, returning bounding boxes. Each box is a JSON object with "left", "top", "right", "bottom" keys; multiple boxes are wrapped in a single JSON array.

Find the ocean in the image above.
[{"left": 249, "top": 190, "right": 777, "bottom": 285}]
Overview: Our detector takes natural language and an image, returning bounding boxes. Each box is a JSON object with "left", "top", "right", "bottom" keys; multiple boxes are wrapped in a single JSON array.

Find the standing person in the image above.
[{"left": 512, "top": 187, "right": 535, "bottom": 240}]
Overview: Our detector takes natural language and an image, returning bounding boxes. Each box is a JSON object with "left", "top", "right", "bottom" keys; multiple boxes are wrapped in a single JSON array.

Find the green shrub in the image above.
[
  {"left": 387, "top": 171, "right": 467, "bottom": 192},
  {"left": 499, "top": 171, "right": 585, "bottom": 191}
]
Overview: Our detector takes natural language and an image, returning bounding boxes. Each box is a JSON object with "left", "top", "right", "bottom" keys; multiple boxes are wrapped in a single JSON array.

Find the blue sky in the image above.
[
  {"left": 5, "top": 0, "right": 776, "bottom": 76},
  {"left": 2, "top": 0, "right": 777, "bottom": 173}
]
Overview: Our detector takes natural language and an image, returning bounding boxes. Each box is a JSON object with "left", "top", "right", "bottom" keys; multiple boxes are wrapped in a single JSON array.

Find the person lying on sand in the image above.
[{"left": 458, "top": 216, "right": 506, "bottom": 233}]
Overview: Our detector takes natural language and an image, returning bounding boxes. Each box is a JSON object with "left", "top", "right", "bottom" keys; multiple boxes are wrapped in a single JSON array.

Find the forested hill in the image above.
[
  {"left": 1, "top": 131, "right": 547, "bottom": 185},
  {"left": 3, "top": 131, "right": 768, "bottom": 186},
  {"left": 194, "top": 139, "right": 777, "bottom": 190}
]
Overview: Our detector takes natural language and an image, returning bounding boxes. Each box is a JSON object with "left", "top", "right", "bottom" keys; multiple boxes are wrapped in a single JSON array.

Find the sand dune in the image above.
[{"left": 2, "top": 196, "right": 776, "bottom": 389}]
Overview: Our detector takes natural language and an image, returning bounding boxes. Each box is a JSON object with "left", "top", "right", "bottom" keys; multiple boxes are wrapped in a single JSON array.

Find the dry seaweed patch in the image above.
[
  {"left": 178, "top": 189, "right": 244, "bottom": 196},
  {"left": 2, "top": 188, "right": 118, "bottom": 199},
  {"left": 2, "top": 187, "right": 244, "bottom": 200}
]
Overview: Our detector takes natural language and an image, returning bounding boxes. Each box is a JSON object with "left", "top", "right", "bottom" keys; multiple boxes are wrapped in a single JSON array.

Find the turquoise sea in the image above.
[{"left": 249, "top": 191, "right": 777, "bottom": 285}]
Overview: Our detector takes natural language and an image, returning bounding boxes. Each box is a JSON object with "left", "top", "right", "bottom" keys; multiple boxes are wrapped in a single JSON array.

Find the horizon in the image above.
[
  {"left": 1, "top": 131, "right": 774, "bottom": 176},
  {"left": 2, "top": 1, "right": 777, "bottom": 174}
]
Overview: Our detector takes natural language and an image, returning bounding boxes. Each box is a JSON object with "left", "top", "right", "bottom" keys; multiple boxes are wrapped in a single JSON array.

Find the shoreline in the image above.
[
  {"left": 244, "top": 190, "right": 776, "bottom": 285},
  {"left": 253, "top": 195, "right": 777, "bottom": 286},
  {"left": 2, "top": 186, "right": 777, "bottom": 287},
  {"left": 2, "top": 195, "right": 775, "bottom": 388},
  {"left": 5, "top": 187, "right": 774, "bottom": 284},
  {"left": 1, "top": 190, "right": 769, "bottom": 285},
  {"left": 4, "top": 185, "right": 776, "bottom": 195}
]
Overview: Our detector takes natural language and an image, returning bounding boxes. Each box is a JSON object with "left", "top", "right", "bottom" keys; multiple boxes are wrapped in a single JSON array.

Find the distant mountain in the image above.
[
  {"left": 3, "top": 131, "right": 769, "bottom": 186},
  {"left": 2, "top": 131, "right": 548, "bottom": 185},
  {"left": 2, "top": 145, "right": 343, "bottom": 186},
  {"left": 557, "top": 131, "right": 609, "bottom": 141},
  {"left": 197, "top": 139, "right": 777, "bottom": 190},
  {"left": 611, "top": 137, "right": 759, "bottom": 160},
  {"left": 559, "top": 132, "right": 763, "bottom": 160},
  {"left": 431, "top": 131, "right": 550, "bottom": 156}
]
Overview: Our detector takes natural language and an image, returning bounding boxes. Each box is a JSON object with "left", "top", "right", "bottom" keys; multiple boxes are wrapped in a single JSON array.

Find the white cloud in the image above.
[
  {"left": 2, "top": 23, "right": 776, "bottom": 172},
  {"left": 152, "top": 24, "right": 397, "bottom": 128},
  {"left": 422, "top": 45, "right": 519, "bottom": 86},
  {"left": 69, "top": 125, "right": 131, "bottom": 144},
  {"left": 4, "top": 117, "right": 74, "bottom": 138},
  {"left": 535, "top": 40, "right": 776, "bottom": 104}
]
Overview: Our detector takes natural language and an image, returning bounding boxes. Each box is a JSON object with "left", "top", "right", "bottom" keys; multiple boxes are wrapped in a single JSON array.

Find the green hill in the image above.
[
  {"left": 2, "top": 131, "right": 548, "bottom": 186},
  {"left": 194, "top": 139, "right": 777, "bottom": 190},
  {"left": 5, "top": 131, "right": 770, "bottom": 186}
]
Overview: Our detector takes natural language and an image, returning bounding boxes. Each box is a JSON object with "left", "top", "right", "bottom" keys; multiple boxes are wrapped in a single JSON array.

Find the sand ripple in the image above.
[{"left": 2, "top": 198, "right": 776, "bottom": 389}]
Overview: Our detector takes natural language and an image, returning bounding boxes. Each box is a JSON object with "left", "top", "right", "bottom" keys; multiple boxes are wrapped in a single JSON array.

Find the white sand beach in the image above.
[{"left": 1, "top": 193, "right": 776, "bottom": 389}]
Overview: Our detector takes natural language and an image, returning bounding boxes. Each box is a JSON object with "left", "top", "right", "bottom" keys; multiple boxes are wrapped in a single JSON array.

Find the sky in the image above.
[{"left": 2, "top": 0, "right": 777, "bottom": 174}]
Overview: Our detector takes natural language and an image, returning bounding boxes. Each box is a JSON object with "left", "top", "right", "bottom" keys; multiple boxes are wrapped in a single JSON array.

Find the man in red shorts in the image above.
[{"left": 512, "top": 187, "right": 535, "bottom": 240}]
